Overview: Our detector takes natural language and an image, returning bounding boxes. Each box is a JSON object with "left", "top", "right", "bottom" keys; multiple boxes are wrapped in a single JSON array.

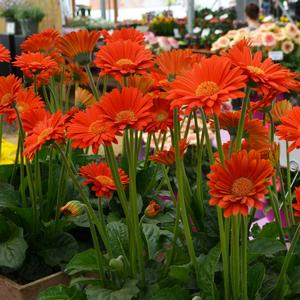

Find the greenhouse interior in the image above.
[{"left": 2, "top": 0, "right": 300, "bottom": 299}]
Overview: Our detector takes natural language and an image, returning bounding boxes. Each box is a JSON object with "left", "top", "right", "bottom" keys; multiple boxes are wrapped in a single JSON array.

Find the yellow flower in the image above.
[{"left": 0, "top": 139, "right": 17, "bottom": 165}]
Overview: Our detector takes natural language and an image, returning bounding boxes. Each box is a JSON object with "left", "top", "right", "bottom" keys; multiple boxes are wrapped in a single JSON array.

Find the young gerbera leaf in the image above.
[
  {"left": 142, "top": 223, "right": 160, "bottom": 259},
  {"left": 151, "top": 286, "right": 189, "bottom": 300},
  {"left": 248, "top": 262, "right": 265, "bottom": 300},
  {"left": 37, "top": 284, "right": 86, "bottom": 300}
]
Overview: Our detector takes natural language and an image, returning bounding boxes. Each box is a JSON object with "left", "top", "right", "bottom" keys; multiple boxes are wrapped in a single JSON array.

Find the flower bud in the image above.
[
  {"left": 60, "top": 200, "right": 84, "bottom": 217},
  {"left": 144, "top": 200, "right": 160, "bottom": 218},
  {"left": 109, "top": 255, "right": 124, "bottom": 271}
]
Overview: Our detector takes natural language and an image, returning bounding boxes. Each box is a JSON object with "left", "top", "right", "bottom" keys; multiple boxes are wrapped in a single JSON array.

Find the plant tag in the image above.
[
  {"left": 173, "top": 28, "right": 181, "bottom": 38},
  {"left": 268, "top": 51, "right": 283, "bottom": 61},
  {"left": 6, "top": 22, "right": 15, "bottom": 34},
  {"left": 136, "top": 26, "right": 149, "bottom": 33},
  {"left": 202, "top": 28, "right": 210, "bottom": 37}
]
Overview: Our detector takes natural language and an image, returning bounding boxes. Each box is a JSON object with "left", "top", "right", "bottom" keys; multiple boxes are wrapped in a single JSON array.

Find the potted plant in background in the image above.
[
  {"left": 0, "top": 0, "right": 22, "bottom": 34},
  {"left": 15, "top": 5, "right": 45, "bottom": 36}
]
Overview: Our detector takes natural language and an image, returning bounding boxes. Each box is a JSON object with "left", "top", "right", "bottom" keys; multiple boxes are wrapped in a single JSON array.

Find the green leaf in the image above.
[
  {"left": 151, "top": 286, "right": 189, "bottom": 300},
  {"left": 248, "top": 262, "right": 265, "bottom": 300},
  {"left": 0, "top": 182, "right": 19, "bottom": 208},
  {"left": 38, "top": 232, "right": 78, "bottom": 267},
  {"left": 252, "top": 222, "right": 279, "bottom": 239},
  {"left": 142, "top": 223, "right": 160, "bottom": 259},
  {"left": 198, "top": 244, "right": 221, "bottom": 300},
  {"left": 86, "top": 279, "right": 139, "bottom": 300},
  {"left": 168, "top": 264, "right": 190, "bottom": 283},
  {"left": 0, "top": 225, "right": 27, "bottom": 269},
  {"left": 65, "top": 248, "right": 99, "bottom": 275},
  {"left": 37, "top": 284, "right": 86, "bottom": 300},
  {"left": 248, "top": 238, "right": 286, "bottom": 262},
  {"left": 106, "top": 221, "right": 129, "bottom": 257}
]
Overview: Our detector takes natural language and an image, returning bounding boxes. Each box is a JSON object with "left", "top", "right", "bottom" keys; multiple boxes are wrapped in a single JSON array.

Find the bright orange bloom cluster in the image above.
[
  {"left": 168, "top": 55, "right": 246, "bottom": 115},
  {"left": 94, "top": 40, "right": 153, "bottom": 78},
  {"left": 293, "top": 186, "right": 300, "bottom": 217},
  {"left": 208, "top": 150, "right": 274, "bottom": 217},
  {"left": 277, "top": 106, "right": 300, "bottom": 152},
  {"left": 64, "top": 63, "right": 89, "bottom": 86},
  {"left": 103, "top": 28, "right": 145, "bottom": 44},
  {"left": 0, "top": 44, "right": 10, "bottom": 62},
  {"left": 150, "top": 139, "right": 189, "bottom": 165},
  {"left": 22, "top": 109, "right": 66, "bottom": 159},
  {"left": 56, "top": 30, "right": 101, "bottom": 65},
  {"left": 80, "top": 162, "right": 128, "bottom": 198}
]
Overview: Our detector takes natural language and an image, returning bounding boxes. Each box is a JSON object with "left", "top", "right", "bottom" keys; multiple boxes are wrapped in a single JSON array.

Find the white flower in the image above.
[{"left": 285, "top": 23, "right": 299, "bottom": 38}]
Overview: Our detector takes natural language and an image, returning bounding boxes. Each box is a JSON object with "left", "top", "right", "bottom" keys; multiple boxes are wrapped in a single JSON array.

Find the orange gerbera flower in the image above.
[
  {"left": 120, "top": 74, "right": 154, "bottom": 94},
  {"left": 67, "top": 104, "right": 119, "bottom": 153},
  {"left": 144, "top": 200, "right": 160, "bottom": 217},
  {"left": 22, "top": 109, "right": 66, "bottom": 159},
  {"left": 150, "top": 139, "right": 189, "bottom": 165},
  {"left": 0, "top": 75, "right": 22, "bottom": 114},
  {"left": 145, "top": 93, "right": 173, "bottom": 133},
  {"left": 103, "top": 28, "right": 145, "bottom": 44},
  {"left": 94, "top": 40, "right": 153, "bottom": 78},
  {"left": 168, "top": 56, "right": 246, "bottom": 115},
  {"left": 293, "top": 186, "right": 300, "bottom": 217},
  {"left": 155, "top": 49, "right": 201, "bottom": 79},
  {"left": 208, "top": 149, "right": 274, "bottom": 217},
  {"left": 270, "top": 100, "right": 292, "bottom": 123},
  {"left": 13, "top": 52, "right": 59, "bottom": 83},
  {"left": 277, "top": 106, "right": 300, "bottom": 152},
  {"left": 4, "top": 88, "right": 44, "bottom": 123},
  {"left": 75, "top": 87, "right": 96, "bottom": 107},
  {"left": 56, "top": 30, "right": 101, "bottom": 65},
  {"left": 0, "top": 44, "right": 10, "bottom": 62},
  {"left": 225, "top": 40, "right": 300, "bottom": 94},
  {"left": 65, "top": 63, "right": 89, "bottom": 86},
  {"left": 80, "top": 162, "right": 128, "bottom": 198},
  {"left": 97, "top": 87, "right": 153, "bottom": 130}
]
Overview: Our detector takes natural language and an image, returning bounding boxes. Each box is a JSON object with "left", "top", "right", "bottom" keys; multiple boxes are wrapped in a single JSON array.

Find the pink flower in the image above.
[{"left": 262, "top": 32, "right": 276, "bottom": 47}]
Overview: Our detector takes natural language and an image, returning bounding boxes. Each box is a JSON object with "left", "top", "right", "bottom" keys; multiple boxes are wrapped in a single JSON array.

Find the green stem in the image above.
[
  {"left": 232, "top": 216, "right": 240, "bottom": 300},
  {"left": 173, "top": 109, "right": 200, "bottom": 284},
  {"left": 199, "top": 108, "right": 214, "bottom": 163},
  {"left": 143, "top": 133, "right": 152, "bottom": 168},
  {"left": 241, "top": 216, "right": 248, "bottom": 300},
  {"left": 0, "top": 115, "right": 3, "bottom": 159},
  {"left": 85, "top": 65, "right": 99, "bottom": 101},
  {"left": 42, "top": 84, "right": 54, "bottom": 112},
  {"left": 286, "top": 142, "right": 295, "bottom": 225}
]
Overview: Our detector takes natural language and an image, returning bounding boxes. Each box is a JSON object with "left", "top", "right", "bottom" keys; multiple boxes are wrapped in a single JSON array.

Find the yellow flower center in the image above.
[
  {"left": 95, "top": 175, "right": 114, "bottom": 186},
  {"left": 1, "top": 93, "right": 12, "bottom": 105},
  {"left": 195, "top": 81, "right": 219, "bottom": 97},
  {"left": 247, "top": 65, "right": 264, "bottom": 75},
  {"left": 37, "top": 127, "right": 53, "bottom": 143},
  {"left": 115, "top": 110, "right": 135, "bottom": 123},
  {"left": 89, "top": 120, "right": 107, "bottom": 135},
  {"left": 116, "top": 58, "right": 134, "bottom": 66},
  {"left": 155, "top": 111, "right": 168, "bottom": 122},
  {"left": 16, "top": 102, "right": 29, "bottom": 113},
  {"left": 231, "top": 177, "right": 253, "bottom": 197}
]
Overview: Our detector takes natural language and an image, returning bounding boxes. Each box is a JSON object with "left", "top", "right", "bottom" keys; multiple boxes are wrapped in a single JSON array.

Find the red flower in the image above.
[
  {"left": 168, "top": 55, "right": 246, "bottom": 115},
  {"left": 22, "top": 109, "right": 66, "bottom": 159},
  {"left": 145, "top": 92, "right": 173, "bottom": 133},
  {"left": 97, "top": 87, "right": 153, "bottom": 130},
  {"left": 208, "top": 150, "right": 274, "bottom": 217},
  {"left": 94, "top": 40, "right": 153, "bottom": 78},
  {"left": 150, "top": 139, "right": 189, "bottom": 165},
  {"left": 0, "top": 44, "right": 10, "bottom": 62},
  {"left": 67, "top": 104, "right": 120, "bottom": 153},
  {"left": 0, "top": 75, "right": 22, "bottom": 114},
  {"left": 4, "top": 88, "right": 44, "bottom": 123},
  {"left": 80, "top": 162, "right": 128, "bottom": 198},
  {"left": 103, "top": 28, "right": 145, "bottom": 44}
]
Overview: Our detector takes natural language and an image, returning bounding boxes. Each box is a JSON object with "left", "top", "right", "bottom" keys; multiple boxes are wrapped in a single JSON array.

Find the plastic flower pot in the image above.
[
  {"left": 19, "top": 19, "right": 39, "bottom": 36},
  {"left": 0, "top": 272, "right": 69, "bottom": 300}
]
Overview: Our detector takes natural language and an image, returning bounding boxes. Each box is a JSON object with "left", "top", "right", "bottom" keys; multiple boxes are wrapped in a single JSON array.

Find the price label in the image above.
[
  {"left": 173, "top": 28, "right": 181, "bottom": 38},
  {"left": 136, "top": 26, "right": 149, "bottom": 33},
  {"left": 6, "top": 22, "right": 15, "bottom": 34},
  {"left": 268, "top": 51, "right": 283, "bottom": 61}
]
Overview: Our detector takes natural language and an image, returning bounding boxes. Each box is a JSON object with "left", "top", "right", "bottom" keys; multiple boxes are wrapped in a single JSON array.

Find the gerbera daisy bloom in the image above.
[
  {"left": 56, "top": 30, "right": 101, "bottom": 65},
  {"left": 94, "top": 40, "right": 153, "bottom": 78},
  {"left": 60, "top": 200, "right": 84, "bottom": 217},
  {"left": 281, "top": 40, "right": 294, "bottom": 54},
  {"left": 145, "top": 93, "right": 173, "bottom": 133},
  {"left": 208, "top": 149, "right": 274, "bottom": 217},
  {"left": 285, "top": 23, "right": 299, "bottom": 38},
  {"left": 168, "top": 55, "right": 246, "bottom": 115},
  {"left": 225, "top": 40, "right": 300, "bottom": 95},
  {"left": 270, "top": 100, "right": 292, "bottom": 123},
  {"left": 64, "top": 63, "right": 89, "bottom": 86},
  {"left": 22, "top": 109, "right": 66, "bottom": 159},
  {"left": 144, "top": 200, "right": 160, "bottom": 217},
  {"left": 13, "top": 52, "right": 59, "bottom": 82},
  {"left": 0, "top": 75, "right": 22, "bottom": 114},
  {"left": 155, "top": 49, "right": 202, "bottom": 80},
  {"left": 277, "top": 106, "right": 300, "bottom": 152},
  {"left": 103, "top": 28, "right": 145, "bottom": 44},
  {"left": 79, "top": 162, "right": 128, "bottom": 198},
  {"left": 293, "top": 186, "right": 300, "bottom": 217},
  {"left": 0, "top": 44, "right": 10, "bottom": 62},
  {"left": 4, "top": 88, "right": 45, "bottom": 123},
  {"left": 120, "top": 74, "right": 154, "bottom": 94},
  {"left": 67, "top": 104, "right": 119, "bottom": 153},
  {"left": 261, "top": 32, "right": 276, "bottom": 48},
  {"left": 150, "top": 139, "right": 189, "bottom": 165},
  {"left": 97, "top": 87, "right": 153, "bottom": 131},
  {"left": 75, "top": 87, "right": 97, "bottom": 107}
]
